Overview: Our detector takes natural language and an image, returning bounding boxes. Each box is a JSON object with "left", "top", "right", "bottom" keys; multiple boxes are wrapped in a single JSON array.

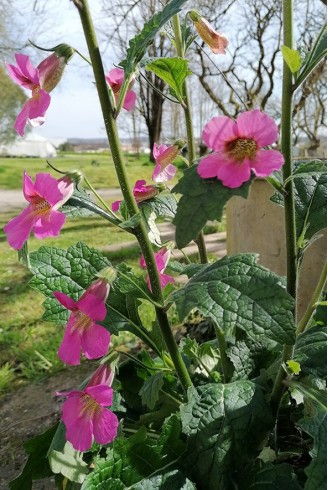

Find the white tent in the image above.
[{"left": 0, "top": 132, "right": 57, "bottom": 158}]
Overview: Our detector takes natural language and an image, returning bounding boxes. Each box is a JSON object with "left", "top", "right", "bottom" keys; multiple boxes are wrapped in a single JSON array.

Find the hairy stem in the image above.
[
  {"left": 172, "top": 13, "right": 208, "bottom": 264},
  {"left": 214, "top": 324, "right": 233, "bottom": 383},
  {"left": 271, "top": 0, "right": 297, "bottom": 415},
  {"left": 74, "top": 0, "right": 192, "bottom": 391}
]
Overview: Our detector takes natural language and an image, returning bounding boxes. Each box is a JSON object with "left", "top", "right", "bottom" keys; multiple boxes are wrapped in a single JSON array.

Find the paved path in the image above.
[
  {"left": 0, "top": 188, "right": 122, "bottom": 211},
  {"left": 0, "top": 188, "right": 227, "bottom": 259}
]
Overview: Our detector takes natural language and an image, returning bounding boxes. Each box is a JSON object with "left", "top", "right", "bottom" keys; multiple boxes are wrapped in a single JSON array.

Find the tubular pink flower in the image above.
[
  {"left": 3, "top": 172, "right": 73, "bottom": 250},
  {"left": 152, "top": 143, "right": 179, "bottom": 182},
  {"left": 88, "top": 363, "right": 115, "bottom": 388},
  {"left": 54, "top": 279, "right": 111, "bottom": 365},
  {"left": 106, "top": 67, "right": 137, "bottom": 112},
  {"left": 189, "top": 10, "right": 229, "bottom": 55},
  {"left": 60, "top": 383, "right": 118, "bottom": 452},
  {"left": 112, "top": 179, "right": 159, "bottom": 211},
  {"left": 6, "top": 52, "right": 70, "bottom": 135},
  {"left": 198, "top": 109, "right": 284, "bottom": 188},
  {"left": 140, "top": 246, "right": 175, "bottom": 291}
]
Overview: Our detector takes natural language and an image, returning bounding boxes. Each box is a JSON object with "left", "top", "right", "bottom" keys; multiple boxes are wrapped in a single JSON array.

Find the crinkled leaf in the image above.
[
  {"left": 49, "top": 441, "right": 88, "bottom": 484},
  {"left": 146, "top": 57, "right": 192, "bottom": 101},
  {"left": 29, "top": 242, "right": 111, "bottom": 323},
  {"left": 298, "top": 398, "right": 327, "bottom": 490},
  {"left": 180, "top": 381, "right": 273, "bottom": 489},
  {"left": 81, "top": 415, "right": 185, "bottom": 489},
  {"left": 281, "top": 45, "right": 302, "bottom": 73},
  {"left": 171, "top": 254, "right": 295, "bottom": 345},
  {"left": 294, "top": 325, "right": 327, "bottom": 378},
  {"left": 172, "top": 164, "right": 251, "bottom": 248},
  {"left": 139, "top": 371, "right": 164, "bottom": 409},
  {"left": 120, "top": 0, "right": 189, "bottom": 78},
  {"left": 244, "top": 462, "right": 303, "bottom": 489},
  {"left": 227, "top": 341, "right": 255, "bottom": 381},
  {"left": 139, "top": 195, "right": 177, "bottom": 245},
  {"left": 271, "top": 161, "right": 327, "bottom": 246},
  {"left": 9, "top": 424, "right": 58, "bottom": 490},
  {"left": 133, "top": 469, "right": 196, "bottom": 489}
]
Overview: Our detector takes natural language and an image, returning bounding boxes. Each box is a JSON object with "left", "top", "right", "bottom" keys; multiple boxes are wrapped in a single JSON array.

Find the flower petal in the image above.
[
  {"left": 106, "top": 67, "right": 124, "bottom": 86},
  {"left": 61, "top": 393, "right": 84, "bottom": 428},
  {"left": 236, "top": 109, "right": 279, "bottom": 147},
  {"left": 33, "top": 173, "right": 63, "bottom": 205},
  {"left": 3, "top": 205, "right": 35, "bottom": 250},
  {"left": 197, "top": 153, "right": 221, "bottom": 179},
  {"left": 58, "top": 316, "right": 82, "bottom": 365},
  {"left": 33, "top": 210, "right": 66, "bottom": 239},
  {"left": 202, "top": 116, "right": 238, "bottom": 151},
  {"left": 123, "top": 91, "right": 137, "bottom": 111},
  {"left": 77, "top": 294, "right": 107, "bottom": 321},
  {"left": 14, "top": 99, "right": 33, "bottom": 136},
  {"left": 159, "top": 272, "right": 175, "bottom": 289},
  {"left": 250, "top": 149, "right": 284, "bottom": 177},
  {"left": 6, "top": 54, "right": 39, "bottom": 89},
  {"left": 23, "top": 171, "right": 38, "bottom": 202},
  {"left": 152, "top": 163, "right": 176, "bottom": 183},
  {"left": 85, "top": 385, "right": 114, "bottom": 406},
  {"left": 216, "top": 158, "right": 252, "bottom": 188},
  {"left": 93, "top": 408, "right": 118, "bottom": 446},
  {"left": 65, "top": 407, "right": 93, "bottom": 452},
  {"left": 53, "top": 291, "right": 77, "bottom": 311},
  {"left": 111, "top": 200, "right": 121, "bottom": 211},
  {"left": 27, "top": 90, "right": 51, "bottom": 120},
  {"left": 80, "top": 323, "right": 111, "bottom": 360}
]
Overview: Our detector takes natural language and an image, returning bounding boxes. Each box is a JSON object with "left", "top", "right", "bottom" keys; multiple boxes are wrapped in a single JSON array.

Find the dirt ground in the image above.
[{"left": 0, "top": 364, "right": 91, "bottom": 490}]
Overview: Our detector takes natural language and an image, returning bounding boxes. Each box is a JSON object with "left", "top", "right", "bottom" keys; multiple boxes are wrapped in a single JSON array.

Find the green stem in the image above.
[
  {"left": 271, "top": 0, "right": 297, "bottom": 415},
  {"left": 296, "top": 261, "right": 327, "bottom": 335},
  {"left": 172, "top": 14, "right": 208, "bottom": 264},
  {"left": 74, "top": 0, "right": 192, "bottom": 392},
  {"left": 214, "top": 324, "right": 233, "bottom": 382},
  {"left": 83, "top": 175, "right": 119, "bottom": 220}
]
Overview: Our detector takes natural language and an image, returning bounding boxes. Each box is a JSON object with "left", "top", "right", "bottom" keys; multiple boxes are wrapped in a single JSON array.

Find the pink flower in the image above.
[
  {"left": 88, "top": 362, "right": 115, "bottom": 388},
  {"left": 60, "top": 382, "right": 118, "bottom": 452},
  {"left": 152, "top": 143, "right": 180, "bottom": 182},
  {"left": 3, "top": 172, "right": 73, "bottom": 250},
  {"left": 198, "top": 109, "right": 284, "bottom": 188},
  {"left": 54, "top": 278, "right": 111, "bottom": 366},
  {"left": 6, "top": 52, "right": 69, "bottom": 136},
  {"left": 106, "top": 67, "right": 137, "bottom": 111},
  {"left": 189, "top": 10, "right": 228, "bottom": 55},
  {"left": 112, "top": 179, "right": 159, "bottom": 211},
  {"left": 140, "top": 246, "right": 175, "bottom": 290}
]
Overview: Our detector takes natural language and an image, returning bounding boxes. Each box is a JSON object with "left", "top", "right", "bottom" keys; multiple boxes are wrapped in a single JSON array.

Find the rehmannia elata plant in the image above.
[{"left": 4, "top": 0, "right": 327, "bottom": 488}]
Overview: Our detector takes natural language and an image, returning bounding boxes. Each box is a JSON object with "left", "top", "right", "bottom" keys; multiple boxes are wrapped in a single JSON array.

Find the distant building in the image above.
[{"left": 0, "top": 132, "right": 57, "bottom": 158}]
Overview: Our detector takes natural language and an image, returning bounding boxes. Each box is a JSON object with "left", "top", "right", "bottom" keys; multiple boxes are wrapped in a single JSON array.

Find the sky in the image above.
[{"left": 5, "top": 0, "right": 118, "bottom": 141}]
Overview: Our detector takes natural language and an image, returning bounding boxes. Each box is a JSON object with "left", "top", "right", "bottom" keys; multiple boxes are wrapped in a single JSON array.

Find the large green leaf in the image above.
[
  {"left": 180, "top": 381, "right": 273, "bottom": 489},
  {"left": 29, "top": 242, "right": 111, "bottom": 323},
  {"left": 146, "top": 57, "right": 192, "bottom": 102},
  {"left": 271, "top": 161, "right": 327, "bottom": 247},
  {"left": 172, "top": 164, "right": 251, "bottom": 248},
  {"left": 244, "top": 462, "right": 303, "bottom": 489},
  {"left": 120, "top": 0, "right": 189, "bottom": 78},
  {"left": 133, "top": 469, "right": 196, "bottom": 489},
  {"left": 81, "top": 415, "right": 186, "bottom": 489},
  {"left": 171, "top": 254, "right": 295, "bottom": 345},
  {"left": 294, "top": 325, "right": 327, "bottom": 378},
  {"left": 49, "top": 441, "right": 88, "bottom": 484},
  {"left": 9, "top": 424, "right": 58, "bottom": 490},
  {"left": 298, "top": 399, "right": 327, "bottom": 490},
  {"left": 139, "top": 194, "right": 177, "bottom": 245}
]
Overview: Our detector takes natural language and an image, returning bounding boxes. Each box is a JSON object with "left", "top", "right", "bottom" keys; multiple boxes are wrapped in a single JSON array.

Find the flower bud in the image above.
[
  {"left": 37, "top": 44, "right": 74, "bottom": 92},
  {"left": 83, "top": 277, "right": 110, "bottom": 302},
  {"left": 88, "top": 363, "right": 115, "bottom": 388},
  {"left": 96, "top": 266, "right": 118, "bottom": 285},
  {"left": 65, "top": 169, "right": 84, "bottom": 186},
  {"left": 189, "top": 10, "right": 229, "bottom": 55},
  {"left": 173, "top": 139, "right": 186, "bottom": 150}
]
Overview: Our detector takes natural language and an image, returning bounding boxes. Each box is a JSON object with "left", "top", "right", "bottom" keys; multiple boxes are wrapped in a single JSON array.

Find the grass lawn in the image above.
[
  {"left": 0, "top": 209, "right": 156, "bottom": 395},
  {"left": 0, "top": 152, "right": 184, "bottom": 190}
]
